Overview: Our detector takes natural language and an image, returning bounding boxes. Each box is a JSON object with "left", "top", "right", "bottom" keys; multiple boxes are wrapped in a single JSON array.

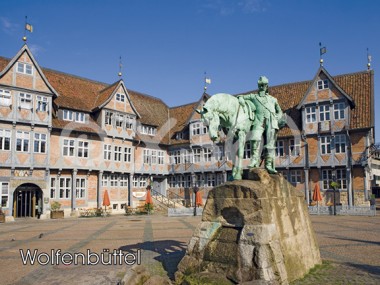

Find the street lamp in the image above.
[
  {"left": 193, "top": 186, "right": 199, "bottom": 216},
  {"left": 331, "top": 172, "right": 338, "bottom": 216}
]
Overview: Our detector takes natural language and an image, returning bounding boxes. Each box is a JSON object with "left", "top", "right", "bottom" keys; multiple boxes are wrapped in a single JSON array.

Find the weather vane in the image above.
[
  {"left": 204, "top": 72, "right": 211, "bottom": 92},
  {"left": 319, "top": 42, "right": 326, "bottom": 66},
  {"left": 367, "top": 48, "right": 372, "bottom": 70},
  {"left": 23, "top": 16, "right": 33, "bottom": 42},
  {"left": 118, "top": 56, "right": 122, "bottom": 78}
]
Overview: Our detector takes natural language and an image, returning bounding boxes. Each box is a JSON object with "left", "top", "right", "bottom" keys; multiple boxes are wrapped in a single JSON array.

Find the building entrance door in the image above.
[{"left": 13, "top": 184, "right": 43, "bottom": 218}]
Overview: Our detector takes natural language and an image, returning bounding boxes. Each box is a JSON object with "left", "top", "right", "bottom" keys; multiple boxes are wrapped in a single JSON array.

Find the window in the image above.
[
  {"left": 151, "top": 150, "right": 157, "bottom": 164},
  {"left": 105, "top": 111, "right": 113, "bottom": 125},
  {"left": 78, "top": 141, "right": 89, "bottom": 158},
  {"left": 196, "top": 174, "right": 205, "bottom": 187},
  {"left": 116, "top": 93, "right": 125, "bottom": 102},
  {"left": 306, "top": 106, "right": 316, "bottom": 123},
  {"left": 0, "top": 89, "right": 11, "bottom": 106},
  {"left": 317, "top": 79, "right": 328, "bottom": 90},
  {"left": 125, "top": 115, "right": 133, "bottom": 129},
  {"left": 19, "top": 93, "right": 32, "bottom": 109},
  {"left": 203, "top": 148, "right": 212, "bottom": 162},
  {"left": 334, "top": 103, "right": 345, "bottom": 120},
  {"left": 158, "top": 151, "right": 164, "bottom": 165},
  {"left": 104, "top": 144, "right": 111, "bottom": 160},
  {"left": 336, "top": 169, "right": 347, "bottom": 190},
  {"left": 244, "top": 142, "right": 251, "bottom": 159},
  {"left": 17, "top": 62, "right": 33, "bottom": 75},
  {"left": 214, "top": 145, "right": 224, "bottom": 161},
  {"left": 124, "top": 147, "right": 131, "bottom": 162},
  {"left": 36, "top": 96, "right": 48, "bottom": 112},
  {"left": 207, "top": 173, "right": 215, "bottom": 187},
  {"left": 193, "top": 148, "right": 201, "bottom": 163},
  {"left": 63, "top": 110, "right": 73, "bottom": 121},
  {"left": 169, "top": 176, "right": 176, "bottom": 188},
  {"left": 114, "top": 146, "right": 122, "bottom": 161},
  {"left": 141, "top": 125, "right": 157, "bottom": 135},
  {"left": 1, "top": 182, "right": 9, "bottom": 207},
  {"left": 59, "top": 177, "right": 71, "bottom": 199},
  {"left": 110, "top": 174, "right": 118, "bottom": 187},
  {"left": 63, "top": 139, "right": 75, "bottom": 156},
  {"left": 191, "top": 122, "right": 201, "bottom": 136},
  {"left": 289, "top": 139, "right": 300, "bottom": 156},
  {"left": 132, "top": 176, "right": 139, "bottom": 188},
  {"left": 120, "top": 174, "right": 129, "bottom": 187},
  {"left": 171, "top": 150, "right": 181, "bottom": 164},
  {"left": 102, "top": 174, "right": 109, "bottom": 187},
  {"left": 276, "top": 140, "right": 284, "bottom": 157},
  {"left": 115, "top": 113, "right": 124, "bottom": 128},
  {"left": 334, "top": 135, "right": 346, "bottom": 154},
  {"left": 16, "top": 131, "right": 29, "bottom": 152},
  {"left": 290, "top": 170, "right": 302, "bottom": 184},
  {"left": 34, "top": 133, "right": 46, "bottom": 153},
  {"left": 75, "top": 112, "right": 85, "bottom": 123},
  {"left": 320, "top": 136, "right": 331, "bottom": 154},
  {"left": 143, "top": 149, "right": 151, "bottom": 164},
  {"left": 177, "top": 175, "right": 185, "bottom": 188},
  {"left": 322, "top": 170, "right": 332, "bottom": 190},
  {"left": 319, "top": 105, "right": 330, "bottom": 121},
  {"left": 0, "top": 129, "right": 11, "bottom": 151},
  {"left": 76, "top": 178, "right": 86, "bottom": 198},
  {"left": 216, "top": 173, "right": 224, "bottom": 185},
  {"left": 139, "top": 176, "right": 147, "bottom": 188},
  {"left": 50, "top": 178, "right": 56, "bottom": 199}
]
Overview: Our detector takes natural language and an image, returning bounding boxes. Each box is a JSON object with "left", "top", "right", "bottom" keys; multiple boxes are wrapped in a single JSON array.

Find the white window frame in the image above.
[
  {"left": 334, "top": 135, "right": 346, "bottom": 154},
  {"left": 114, "top": 146, "right": 122, "bottom": 161},
  {"left": 105, "top": 111, "right": 113, "bottom": 125},
  {"left": 17, "top": 62, "right": 33, "bottom": 75},
  {"left": 125, "top": 115, "right": 133, "bottom": 129},
  {"left": 0, "top": 89, "right": 11, "bottom": 106},
  {"left": 36, "top": 96, "right": 48, "bottom": 112},
  {"left": 16, "top": 131, "right": 30, "bottom": 152},
  {"left": 216, "top": 173, "right": 224, "bottom": 185},
  {"left": 76, "top": 178, "right": 86, "bottom": 198},
  {"left": 143, "top": 149, "right": 151, "bottom": 164},
  {"left": 63, "top": 110, "right": 73, "bottom": 121},
  {"left": 290, "top": 170, "right": 302, "bottom": 184},
  {"left": 104, "top": 144, "right": 112, "bottom": 160},
  {"left": 158, "top": 151, "right": 164, "bottom": 165},
  {"left": 124, "top": 147, "right": 131, "bottom": 162},
  {"left": 319, "top": 105, "right": 330, "bottom": 122},
  {"left": 132, "top": 176, "right": 139, "bottom": 188},
  {"left": 139, "top": 176, "right": 147, "bottom": 188},
  {"left": 151, "top": 150, "right": 157, "bottom": 164},
  {"left": 110, "top": 174, "right": 118, "bottom": 187},
  {"left": 75, "top": 112, "right": 85, "bottom": 123},
  {"left": 207, "top": 173, "right": 215, "bottom": 187},
  {"left": 203, "top": 148, "right": 212, "bottom": 162},
  {"left": 50, "top": 178, "right": 56, "bottom": 199},
  {"left": 322, "top": 169, "right": 332, "bottom": 190},
  {"left": 168, "top": 176, "right": 176, "bottom": 188},
  {"left": 77, "top": 141, "right": 89, "bottom": 158},
  {"left": 317, "top": 79, "right": 328, "bottom": 90},
  {"left": 1, "top": 182, "right": 9, "bottom": 208},
  {"left": 276, "top": 140, "right": 284, "bottom": 157},
  {"left": 19, "top": 92, "right": 32, "bottom": 109},
  {"left": 120, "top": 174, "right": 129, "bottom": 187},
  {"left": 59, "top": 177, "right": 71, "bottom": 199},
  {"left": 115, "top": 113, "right": 124, "bottom": 128},
  {"left": 34, "top": 133, "right": 47, "bottom": 153},
  {"left": 63, "top": 139, "right": 75, "bottom": 157},
  {"left": 214, "top": 145, "right": 224, "bottom": 161},
  {"left": 336, "top": 169, "right": 347, "bottom": 190},
  {"left": 320, "top": 136, "right": 331, "bottom": 154},
  {"left": 191, "top": 122, "right": 201, "bottom": 136},
  {"left": 306, "top": 106, "right": 316, "bottom": 123},
  {"left": 244, "top": 142, "right": 251, "bottom": 159},
  {"left": 116, "top": 93, "right": 125, "bottom": 102},
  {"left": 289, "top": 139, "right": 300, "bottom": 156},
  {"left": 102, "top": 174, "right": 109, "bottom": 187},
  {"left": 0, "top": 129, "right": 11, "bottom": 151},
  {"left": 193, "top": 148, "right": 201, "bottom": 163},
  {"left": 334, "top": 103, "right": 345, "bottom": 120}
]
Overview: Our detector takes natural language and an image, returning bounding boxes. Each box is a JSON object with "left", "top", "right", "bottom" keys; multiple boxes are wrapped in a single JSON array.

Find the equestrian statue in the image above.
[{"left": 197, "top": 76, "right": 285, "bottom": 180}]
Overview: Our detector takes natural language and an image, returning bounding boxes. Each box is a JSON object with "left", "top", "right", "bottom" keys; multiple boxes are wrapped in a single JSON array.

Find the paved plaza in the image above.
[{"left": 0, "top": 213, "right": 379, "bottom": 285}]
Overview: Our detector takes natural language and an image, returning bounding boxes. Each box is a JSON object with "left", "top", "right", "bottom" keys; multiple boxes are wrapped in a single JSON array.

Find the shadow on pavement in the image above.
[
  {"left": 119, "top": 240, "right": 187, "bottom": 279},
  {"left": 332, "top": 236, "right": 380, "bottom": 247},
  {"left": 345, "top": 262, "right": 380, "bottom": 276}
]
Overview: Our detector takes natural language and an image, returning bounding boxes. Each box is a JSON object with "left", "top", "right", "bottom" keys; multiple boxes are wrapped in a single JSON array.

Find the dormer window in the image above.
[
  {"left": 63, "top": 109, "right": 85, "bottom": 123},
  {"left": 116, "top": 93, "right": 125, "bottom": 102},
  {"left": 317, "top": 79, "right": 328, "bottom": 90},
  {"left": 17, "top": 62, "right": 33, "bottom": 75},
  {"left": 0, "top": 89, "right": 11, "bottom": 106},
  {"left": 36, "top": 96, "right": 48, "bottom": 112},
  {"left": 334, "top": 103, "right": 345, "bottom": 120},
  {"left": 141, "top": 125, "right": 157, "bottom": 135}
]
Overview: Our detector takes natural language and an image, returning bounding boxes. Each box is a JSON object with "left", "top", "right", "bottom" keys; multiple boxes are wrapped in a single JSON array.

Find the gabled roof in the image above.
[
  {"left": 0, "top": 45, "right": 59, "bottom": 97},
  {"left": 186, "top": 92, "right": 210, "bottom": 123},
  {"left": 296, "top": 66, "right": 355, "bottom": 109}
]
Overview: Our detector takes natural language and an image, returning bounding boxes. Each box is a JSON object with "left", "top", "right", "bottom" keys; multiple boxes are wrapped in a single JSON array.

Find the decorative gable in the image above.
[
  {"left": 0, "top": 45, "right": 57, "bottom": 97},
  {"left": 188, "top": 93, "right": 210, "bottom": 123}
]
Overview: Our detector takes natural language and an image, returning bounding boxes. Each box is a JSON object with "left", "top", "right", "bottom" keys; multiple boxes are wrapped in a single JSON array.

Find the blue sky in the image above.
[{"left": 0, "top": 0, "right": 379, "bottom": 138}]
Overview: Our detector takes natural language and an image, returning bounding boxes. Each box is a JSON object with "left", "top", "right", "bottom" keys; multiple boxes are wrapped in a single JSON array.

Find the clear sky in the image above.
[{"left": 1, "top": 0, "right": 379, "bottom": 138}]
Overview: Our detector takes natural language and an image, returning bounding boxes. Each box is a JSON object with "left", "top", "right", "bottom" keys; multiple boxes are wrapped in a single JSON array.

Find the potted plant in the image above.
[
  {"left": 50, "top": 201, "right": 64, "bottom": 219},
  {"left": 369, "top": 194, "right": 376, "bottom": 207},
  {"left": 0, "top": 207, "right": 5, "bottom": 223}
]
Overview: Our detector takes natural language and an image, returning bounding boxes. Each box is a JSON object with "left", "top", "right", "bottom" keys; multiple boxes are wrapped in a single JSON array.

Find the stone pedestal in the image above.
[{"left": 175, "top": 169, "right": 321, "bottom": 285}]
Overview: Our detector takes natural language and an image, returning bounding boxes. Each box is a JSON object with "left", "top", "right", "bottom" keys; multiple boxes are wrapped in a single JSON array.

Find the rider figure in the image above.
[{"left": 238, "top": 76, "right": 284, "bottom": 174}]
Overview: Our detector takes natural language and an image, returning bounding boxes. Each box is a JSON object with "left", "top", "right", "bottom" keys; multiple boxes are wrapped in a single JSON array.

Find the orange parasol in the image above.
[
  {"left": 195, "top": 190, "right": 203, "bottom": 207},
  {"left": 312, "top": 183, "right": 323, "bottom": 204},
  {"left": 145, "top": 186, "right": 153, "bottom": 205},
  {"left": 102, "top": 190, "right": 111, "bottom": 207}
]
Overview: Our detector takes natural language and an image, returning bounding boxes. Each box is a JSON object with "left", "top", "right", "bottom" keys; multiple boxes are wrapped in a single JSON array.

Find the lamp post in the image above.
[
  {"left": 331, "top": 173, "right": 337, "bottom": 216},
  {"left": 193, "top": 186, "right": 199, "bottom": 216}
]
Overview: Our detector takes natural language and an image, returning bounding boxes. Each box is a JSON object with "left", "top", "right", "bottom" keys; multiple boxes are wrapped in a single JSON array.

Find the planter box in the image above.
[
  {"left": 50, "top": 211, "right": 64, "bottom": 219},
  {"left": 0, "top": 214, "right": 5, "bottom": 223}
]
